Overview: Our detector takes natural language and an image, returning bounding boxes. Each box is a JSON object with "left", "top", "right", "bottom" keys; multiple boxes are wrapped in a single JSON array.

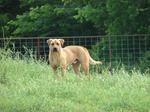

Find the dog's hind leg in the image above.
[
  {"left": 72, "top": 61, "right": 81, "bottom": 78},
  {"left": 81, "top": 62, "right": 91, "bottom": 79},
  {"left": 81, "top": 63, "right": 89, "bottom": 75}
]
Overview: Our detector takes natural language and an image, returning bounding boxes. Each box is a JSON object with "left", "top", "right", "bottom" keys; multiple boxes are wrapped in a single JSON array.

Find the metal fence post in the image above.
[
  {"left": 37, "top": 37, "right": 40, "bottom": 58},
  {"left": 109, "top": 36, "right": 113, "bottom": 75}
]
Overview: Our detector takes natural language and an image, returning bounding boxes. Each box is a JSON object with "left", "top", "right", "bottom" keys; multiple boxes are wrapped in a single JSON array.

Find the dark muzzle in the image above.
[{"left": 53, "top": 48, "right": 58, "bottom": 52}]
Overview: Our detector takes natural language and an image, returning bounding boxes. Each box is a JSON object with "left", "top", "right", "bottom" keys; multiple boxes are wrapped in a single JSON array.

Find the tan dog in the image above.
[{"left": 47, "top": 39, "right": 102, "bottom": 78}]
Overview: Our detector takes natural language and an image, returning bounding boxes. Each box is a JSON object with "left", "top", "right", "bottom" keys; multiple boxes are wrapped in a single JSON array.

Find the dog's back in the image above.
[
  {"left": 63, "top": 46, "right": 102, "bottom": 65},
  {"left": 63, "top": 46, "right": 85, "bottom": 55}
]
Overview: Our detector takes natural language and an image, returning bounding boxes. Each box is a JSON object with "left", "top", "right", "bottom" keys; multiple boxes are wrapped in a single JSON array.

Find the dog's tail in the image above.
[
  {"left": 82, "top": 47, "right": 102, "bottom": 65},
  {"left": 89, "top": 56, "right": 102, "bottom": 65}
]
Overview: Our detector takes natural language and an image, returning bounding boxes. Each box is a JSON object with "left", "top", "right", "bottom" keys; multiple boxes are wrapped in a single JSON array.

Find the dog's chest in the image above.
[
  {"left": 50, "top": 53, "right": 61, "bottom": 65},
  {"left": 52, "top": 58, "right": 60, "bottom": 65}
]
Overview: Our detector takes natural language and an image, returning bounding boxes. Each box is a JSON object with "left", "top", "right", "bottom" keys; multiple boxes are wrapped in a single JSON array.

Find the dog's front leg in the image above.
[
  {"left": 51, "top": 65, "right": 59, "bottom": 79},
  {"left": 60, "top": 65, "right": 66, "bottom": 77}
]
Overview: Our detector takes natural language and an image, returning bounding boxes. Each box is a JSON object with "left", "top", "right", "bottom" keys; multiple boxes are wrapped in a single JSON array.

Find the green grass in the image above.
[{"left": 0, "top": 49, "right": 150, "bottom": 112}]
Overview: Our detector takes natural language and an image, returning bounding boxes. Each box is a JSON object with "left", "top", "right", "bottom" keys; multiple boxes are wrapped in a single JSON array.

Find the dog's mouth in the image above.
[{"left": 53, "top": 48, "right": 58, "bottom": 52}]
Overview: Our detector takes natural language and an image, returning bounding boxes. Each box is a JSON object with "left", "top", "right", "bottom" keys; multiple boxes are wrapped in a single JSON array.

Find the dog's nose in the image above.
[{"left": 53, "top": 48, "right": 57, "bottom": 52}]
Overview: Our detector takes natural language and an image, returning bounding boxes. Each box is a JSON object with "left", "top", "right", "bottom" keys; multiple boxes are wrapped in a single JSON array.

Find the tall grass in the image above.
[{"left": 0, "top": 49, "right": 150, "bottom": 112}]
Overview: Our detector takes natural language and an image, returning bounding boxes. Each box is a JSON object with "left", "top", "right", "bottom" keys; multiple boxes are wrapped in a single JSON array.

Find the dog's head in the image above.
[{"left": 47, "top": 39, "right": 64, "bottom": 52}]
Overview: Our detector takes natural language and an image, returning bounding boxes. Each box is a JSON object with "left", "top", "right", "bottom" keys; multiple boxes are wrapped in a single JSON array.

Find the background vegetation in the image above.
[
  {"left": 0, "top": 1, "right": 150, "bottom": 111},
  {"left": 0, "top": 49, "right": 150, "bottom": 112},
  {"left": 1, "top": 0, "right": 149, "bottom": 69},
  {"left": 0, "top": 0, "right": 149, "bottom": 37}
]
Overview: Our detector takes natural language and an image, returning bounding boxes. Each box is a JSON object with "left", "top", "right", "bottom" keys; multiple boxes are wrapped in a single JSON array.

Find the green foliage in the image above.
[
  {"left": 0, "top": 0, "right": 21, "bottom": 37},
  {"left": 67, "top": 0, "right": 150, "bottom": 34},
  {"left": 1, "top": 0, "right": 149, "bottom": 37},
  {"left": 0, "top": 49, "right": 150, "bottom": 112},
  {"left": 8, "top": 4, "right": 56, "bottom": 36},
  {"left": 5, "top": 0, "right": 97, "bottom": 37}
]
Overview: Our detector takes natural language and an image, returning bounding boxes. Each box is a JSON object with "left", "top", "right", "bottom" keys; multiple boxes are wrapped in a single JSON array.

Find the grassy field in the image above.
[{"left": 0, "top": 50, "right": 150, "bottom": 112}]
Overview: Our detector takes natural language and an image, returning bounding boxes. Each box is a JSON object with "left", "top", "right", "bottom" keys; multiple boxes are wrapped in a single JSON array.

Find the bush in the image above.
[{"left": 90, "top": 36, "right": 150, "bottom": 73}]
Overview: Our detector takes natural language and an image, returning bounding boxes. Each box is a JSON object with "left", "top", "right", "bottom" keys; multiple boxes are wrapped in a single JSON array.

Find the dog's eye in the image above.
[
  {"left": 51, "top": 43, "right": 54, "bottom": 46},
  {"left": 56, "top": 43, "right": 59, "bottom": 45}
]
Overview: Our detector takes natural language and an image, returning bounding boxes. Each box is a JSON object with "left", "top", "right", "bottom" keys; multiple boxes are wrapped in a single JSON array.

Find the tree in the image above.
[
  {"left": 6, "top": 0, "right": 98, "bottom": 37},
  {"left": 0, "top": 0, "right": 20, "bottom": 37},
  {"left": 63, "top": 0, "right": 150, "bottom": 34},
  {"left": 1, "top": 0, "right": 150, "bottom": 37}
]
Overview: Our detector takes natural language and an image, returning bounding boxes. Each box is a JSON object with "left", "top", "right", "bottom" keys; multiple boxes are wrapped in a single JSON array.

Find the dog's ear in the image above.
[
  {"left": 59, "top": 39, "right": 64, "bottom": 46},
  {"left": 47, "top": 39, "right": 52, "bottom": 45}
]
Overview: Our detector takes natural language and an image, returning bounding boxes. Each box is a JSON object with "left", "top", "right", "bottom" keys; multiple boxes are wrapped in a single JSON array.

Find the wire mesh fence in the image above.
[{"left": 0, "top": 34, "right": 150, "bottom": 69}]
